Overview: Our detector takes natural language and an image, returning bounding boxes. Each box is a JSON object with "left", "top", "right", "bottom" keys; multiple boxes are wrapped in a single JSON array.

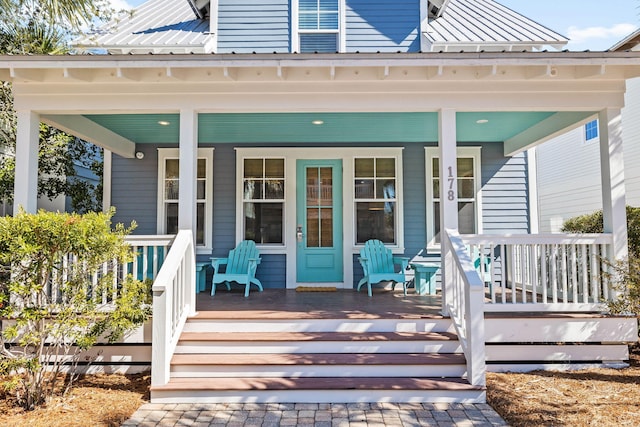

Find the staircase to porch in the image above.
[{"left": 150, "top": 299, "right": 486, "bottom": 403}]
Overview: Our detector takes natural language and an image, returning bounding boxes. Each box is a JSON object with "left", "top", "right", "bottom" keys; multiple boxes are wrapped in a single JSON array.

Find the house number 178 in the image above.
[{"left": 447, "top": 166, "right": 455, "bottom": 201}]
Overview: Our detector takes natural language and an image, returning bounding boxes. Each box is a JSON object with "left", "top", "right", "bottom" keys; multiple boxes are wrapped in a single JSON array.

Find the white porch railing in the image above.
[
  {"left": 125, "top": 235, "right": 175, "bottom": 282},
  {"left": 151, "top": 230, "right": 196, "bottom": 387},
  {"left": 462, "top": 233, "right": 613, "bottom": 312},
  {"left": 443, "top": 229, "right": 486, "bottom": 387}
]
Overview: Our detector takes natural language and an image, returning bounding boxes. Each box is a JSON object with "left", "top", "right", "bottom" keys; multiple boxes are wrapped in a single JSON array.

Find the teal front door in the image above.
[{"left": 296, "top": 160, "right": 343, "bottom": 282}]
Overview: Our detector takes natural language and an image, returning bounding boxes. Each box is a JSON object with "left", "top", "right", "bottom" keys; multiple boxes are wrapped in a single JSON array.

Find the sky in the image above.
[{"left": 117, "top": 0, "right": 639, "bottom": 51}]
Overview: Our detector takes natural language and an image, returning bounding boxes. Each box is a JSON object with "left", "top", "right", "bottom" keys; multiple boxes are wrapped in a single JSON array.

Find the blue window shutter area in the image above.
[
  {"left": 300, "top": 33, "right": 338, "bottom": 52},
  {"left": 585, "top": 119, "right": 598, "bottom": 141}
]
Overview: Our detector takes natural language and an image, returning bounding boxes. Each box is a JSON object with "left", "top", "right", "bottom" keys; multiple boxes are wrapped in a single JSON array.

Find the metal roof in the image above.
[
  {"left": 610, "top": 29, "right": 640, "bottom": 52},
  {"left": 423, "top": 0, "right": 568, "bottom": 51},
  {"left": 74, "top": 0, "right": 211, "bottom": 54}
]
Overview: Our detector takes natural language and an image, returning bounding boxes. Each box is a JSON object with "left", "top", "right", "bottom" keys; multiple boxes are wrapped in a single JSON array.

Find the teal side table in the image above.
[
  {"left": 195, "top": 262, "right": 211, "bottom": 294},
  {"left": 409, "top": 262, "right": 440, "bottom": 295}
]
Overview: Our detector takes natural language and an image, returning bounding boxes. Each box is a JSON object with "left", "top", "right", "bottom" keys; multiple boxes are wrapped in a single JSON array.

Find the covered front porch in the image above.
[{"left": 4, "top": 51, "right": 640, "bottom": 402}]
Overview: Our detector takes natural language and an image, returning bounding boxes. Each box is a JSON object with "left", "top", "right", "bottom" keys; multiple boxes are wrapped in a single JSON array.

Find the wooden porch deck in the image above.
[{"left": 195, "top": 288, "right": 444, "bottom": 319}]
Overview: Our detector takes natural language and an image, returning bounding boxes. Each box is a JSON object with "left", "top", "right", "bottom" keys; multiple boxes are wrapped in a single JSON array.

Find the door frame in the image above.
[{"left": 235, "top": 147, "right": 405, "bottom": 289}]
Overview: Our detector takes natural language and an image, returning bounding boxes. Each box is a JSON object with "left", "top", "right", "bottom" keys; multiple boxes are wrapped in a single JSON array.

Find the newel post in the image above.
[{"left": 151, "top": 285, "right": 171, "bottom": 386}]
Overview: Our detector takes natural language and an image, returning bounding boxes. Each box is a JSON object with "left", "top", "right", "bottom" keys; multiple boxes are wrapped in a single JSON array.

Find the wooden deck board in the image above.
[
  {"left": 171, "top": 353, "right": 466, "bottom": 366},
  {"left": 178, "top": 331, "right": 458, "bottom": 342}
]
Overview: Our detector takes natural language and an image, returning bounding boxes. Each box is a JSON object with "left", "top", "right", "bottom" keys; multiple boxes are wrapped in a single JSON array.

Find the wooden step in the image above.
[
  {"left": 150, "top": 376, "right": 486, "bottom": 404},
  {"left": 171, "top": 352, "right": 466, "bottom": 366},
  {"left": 152, "top": 376, "right": 482, "bottom": 391},
  {"left": 178, "top": 331, "right": 457, "bottom": 342}
]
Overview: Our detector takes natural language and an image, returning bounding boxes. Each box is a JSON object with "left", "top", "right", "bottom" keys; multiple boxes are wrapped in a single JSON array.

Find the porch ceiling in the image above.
[{"left": 83, "top": 111, "right": 557, "bottom": 145}]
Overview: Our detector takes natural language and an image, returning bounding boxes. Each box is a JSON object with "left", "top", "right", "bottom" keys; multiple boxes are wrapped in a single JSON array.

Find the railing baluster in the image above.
[
  {"left": 561, "top": 245, "right": 568, "bottom": 304},
  {"left": 571, "top": 245, "right": 578, "bottom": 303},
  {"left": 590, "top": 244, "right": 599, "bottom": 303}
]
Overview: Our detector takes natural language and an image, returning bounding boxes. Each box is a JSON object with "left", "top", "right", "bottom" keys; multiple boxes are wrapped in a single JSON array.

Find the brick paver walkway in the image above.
[{"left": 122, "top": 402, "right": 508, "bottom": 426}]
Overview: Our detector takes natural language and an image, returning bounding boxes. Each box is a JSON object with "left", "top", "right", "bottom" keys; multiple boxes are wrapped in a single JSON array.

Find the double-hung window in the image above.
[
  {"left": 242, "top": 158, "right": 285, "bottom": 245},
  {"left": 157, "top": 148, "right": 214, "bottom": 251},
  {"left": 297, "top": 0, "right": 340, "bottom": 53},
  {"left": 425, "top": 147, "right": 482, "bottom": 248},
  {"left": 354, "top": 157, "right": 399, "bottom": 245}
]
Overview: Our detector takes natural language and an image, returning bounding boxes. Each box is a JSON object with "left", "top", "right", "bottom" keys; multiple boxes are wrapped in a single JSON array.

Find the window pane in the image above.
[
  {"left": 376, "top": 158, "right": 395, "bottom": 177},
  {"left": 265, "top": 180, "right": 284, "bottom": 199},
  {"left": 196, "top": 202, "right": 205, "bottom": 245},
  {"left": 432, "top": 158, "right": 439, "bottom": 177},
  {"left": 458, "top": 178, "right": 474, "bottom": 199},
  {"left": 165, "top": 180, "right": 179, "bottom": 200},
  {"left": 459, "top": 202, "right": 476, "bottom": 234},
  {"left": 320, "top": 208, "right": 333, "bottom": 247},
  {"left": 307, "top": 208, "right": 319, "bottom": 248},
  {"left": 355, "top": 179, "right": 374, "bottom": 199},
  {"left": 165, "top": 159, "right": 179, "bottom": 179},
  {"left": 299, "top": 33, "right": 337, "bottom": 52},
  {"left": 433, "top": 201, "right": 476, "bottom": 243},
  {"left": 299, "top": 14, "right": 318, "bottom": 29},
  {"left": 355, "top": 158, "right": 374, "bottom": 177},
  {"left": 166, "top": 203, "right": 178, "bottom": 235},
  {"left": 299, "top": 0, "right": 317, "bottom": 11},
  {"left": 244, "top": 202, "right": 283, "bottom": 244},
  {"left": 197, "top": 159, "right": 206, "bottom": 179},
  {"left": 433, "top": 178, "right": 440, "bottom": 197},
  {"left": 307, "top": 167, "right": 318, "bottom": 205},
  {"left": 265, "top": 158, "right": 284, "bottom": 178},
  {"left": 320, "top": 167, "right": 332, "bottom": 205},
  {"left": 197, "top": 180, "right": 206, "bottom": 200},
  {"left": 244, "top": 180, "right": 263, "bottom": 200},
  {"left": 356, "top": 202, "right": 395, "bottom": 244},
  {"left": 457, "top": 158, "right": 474, "bottom": 177},
  {"left": 320, "top": 0, "right": 338, "bottom": 11},
  {"left": 319, "top": 13, "right": 338, "bottom": 29},
  {"left": 376, "top": 179, "right": 395, "bottom": 199},
  {"left": 244, "top": 159, "right": 263, "bottom": 178}
]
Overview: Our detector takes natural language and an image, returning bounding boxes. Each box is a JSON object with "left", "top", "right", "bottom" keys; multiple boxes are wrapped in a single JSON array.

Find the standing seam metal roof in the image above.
[
  {"left": 424, "top": 0, "right": 568, "bottom": 48},
  {"left": 75, "top": 0, "right": 210, "bottom": 52}
]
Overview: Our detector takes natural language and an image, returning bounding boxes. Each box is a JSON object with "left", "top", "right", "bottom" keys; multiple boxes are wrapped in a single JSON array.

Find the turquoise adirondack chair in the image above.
[
  {"left": 357, "top": 239, "right": 410, "bottom": 297},
  {"left": 210, "top": 240, "right": 263, "bottom": 297}
]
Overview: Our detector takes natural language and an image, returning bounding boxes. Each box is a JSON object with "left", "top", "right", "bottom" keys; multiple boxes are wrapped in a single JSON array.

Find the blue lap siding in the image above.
[{"left": 111, "top": 141, "right": 529, "bottom": 290}]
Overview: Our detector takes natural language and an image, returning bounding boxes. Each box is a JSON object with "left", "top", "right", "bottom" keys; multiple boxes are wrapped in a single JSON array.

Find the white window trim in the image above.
[
  {"left": 425, "top": 146, "right": 482, "bottom": 251},
  {"left": 353, "top": 156, "right": 403, "bottom": 249},
  {"left": 292, "top": 0, "right": 346, "bottom": 53},
  {"left": 157, "top": 147, "right": 214, "bottom": 253}
]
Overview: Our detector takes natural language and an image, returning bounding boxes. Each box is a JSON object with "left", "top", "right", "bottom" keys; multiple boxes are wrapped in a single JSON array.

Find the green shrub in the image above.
[
  {"left": 0, "top": 209, "right": 151, "bottom": 410},
  {"left": 561, "top": 205, "right": 640, "bottom": 257}
]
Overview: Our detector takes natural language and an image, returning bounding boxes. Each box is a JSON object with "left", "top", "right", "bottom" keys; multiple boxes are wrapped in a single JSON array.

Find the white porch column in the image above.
[
  {"left": 102, "top": 149, "right": 112, "bottom": 213},
  {"left": 178, "top": 109, "right": 198, "bottom": 316},
  {"left": 599, "top": 108, "right": 628, "bottom": 261},
  {"left": 439, "top": 108, "right": 458, "bottom": 315},
  {"left": 178, "top": 109, "right": 198, "bottom": 233},
  {"left": 13, "top": 110, "right": 40, "bottom": 215}
]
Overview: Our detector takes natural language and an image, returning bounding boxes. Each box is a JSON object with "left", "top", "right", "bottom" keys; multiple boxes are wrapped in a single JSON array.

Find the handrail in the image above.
[
  {"left": 461, "top": 233, "right": 613, "bottom": 311},
  {"left": 151, "top": 230, "right": 195, "bottom": 387},
  {"left": 444, "top": 228, "right": 486, "bottom": 387}
]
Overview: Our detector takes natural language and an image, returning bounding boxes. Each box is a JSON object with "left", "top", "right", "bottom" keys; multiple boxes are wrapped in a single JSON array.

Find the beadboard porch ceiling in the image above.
[{"left": 82, "top": 111, "right": 561, "bottom": 144}]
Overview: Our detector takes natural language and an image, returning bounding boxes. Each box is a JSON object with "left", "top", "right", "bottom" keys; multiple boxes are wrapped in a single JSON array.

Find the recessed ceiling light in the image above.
[
  {"left": 312, "top": 120, "right": 324, "bottom": 125},
  {"left": 158, "top": 120, "right": 170, "bottom": 126},
  {"left": 476, "top": 119, "right": 489, "bottom": 124}
]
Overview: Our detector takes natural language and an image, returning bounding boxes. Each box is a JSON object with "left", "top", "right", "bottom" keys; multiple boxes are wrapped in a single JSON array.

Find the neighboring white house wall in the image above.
[{"left": 536, "top": 78, "right": 640, "bottom": 232}]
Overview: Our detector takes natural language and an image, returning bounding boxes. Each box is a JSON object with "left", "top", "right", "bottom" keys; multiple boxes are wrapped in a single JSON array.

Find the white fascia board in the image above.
[
  {"left": 504, "top": 111, "right": 597, "bottom": 156},
  {"left": 41, "top": 114, "right": 136, "bottom": 158}
]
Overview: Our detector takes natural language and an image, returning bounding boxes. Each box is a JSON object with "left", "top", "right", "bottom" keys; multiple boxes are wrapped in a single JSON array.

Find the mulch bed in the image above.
[
  {"left": 0, "top": 373, "right": 150, "bottom": 427},
  {"left": 487, "top": 343, "right": 640, "bottom": 426}
]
